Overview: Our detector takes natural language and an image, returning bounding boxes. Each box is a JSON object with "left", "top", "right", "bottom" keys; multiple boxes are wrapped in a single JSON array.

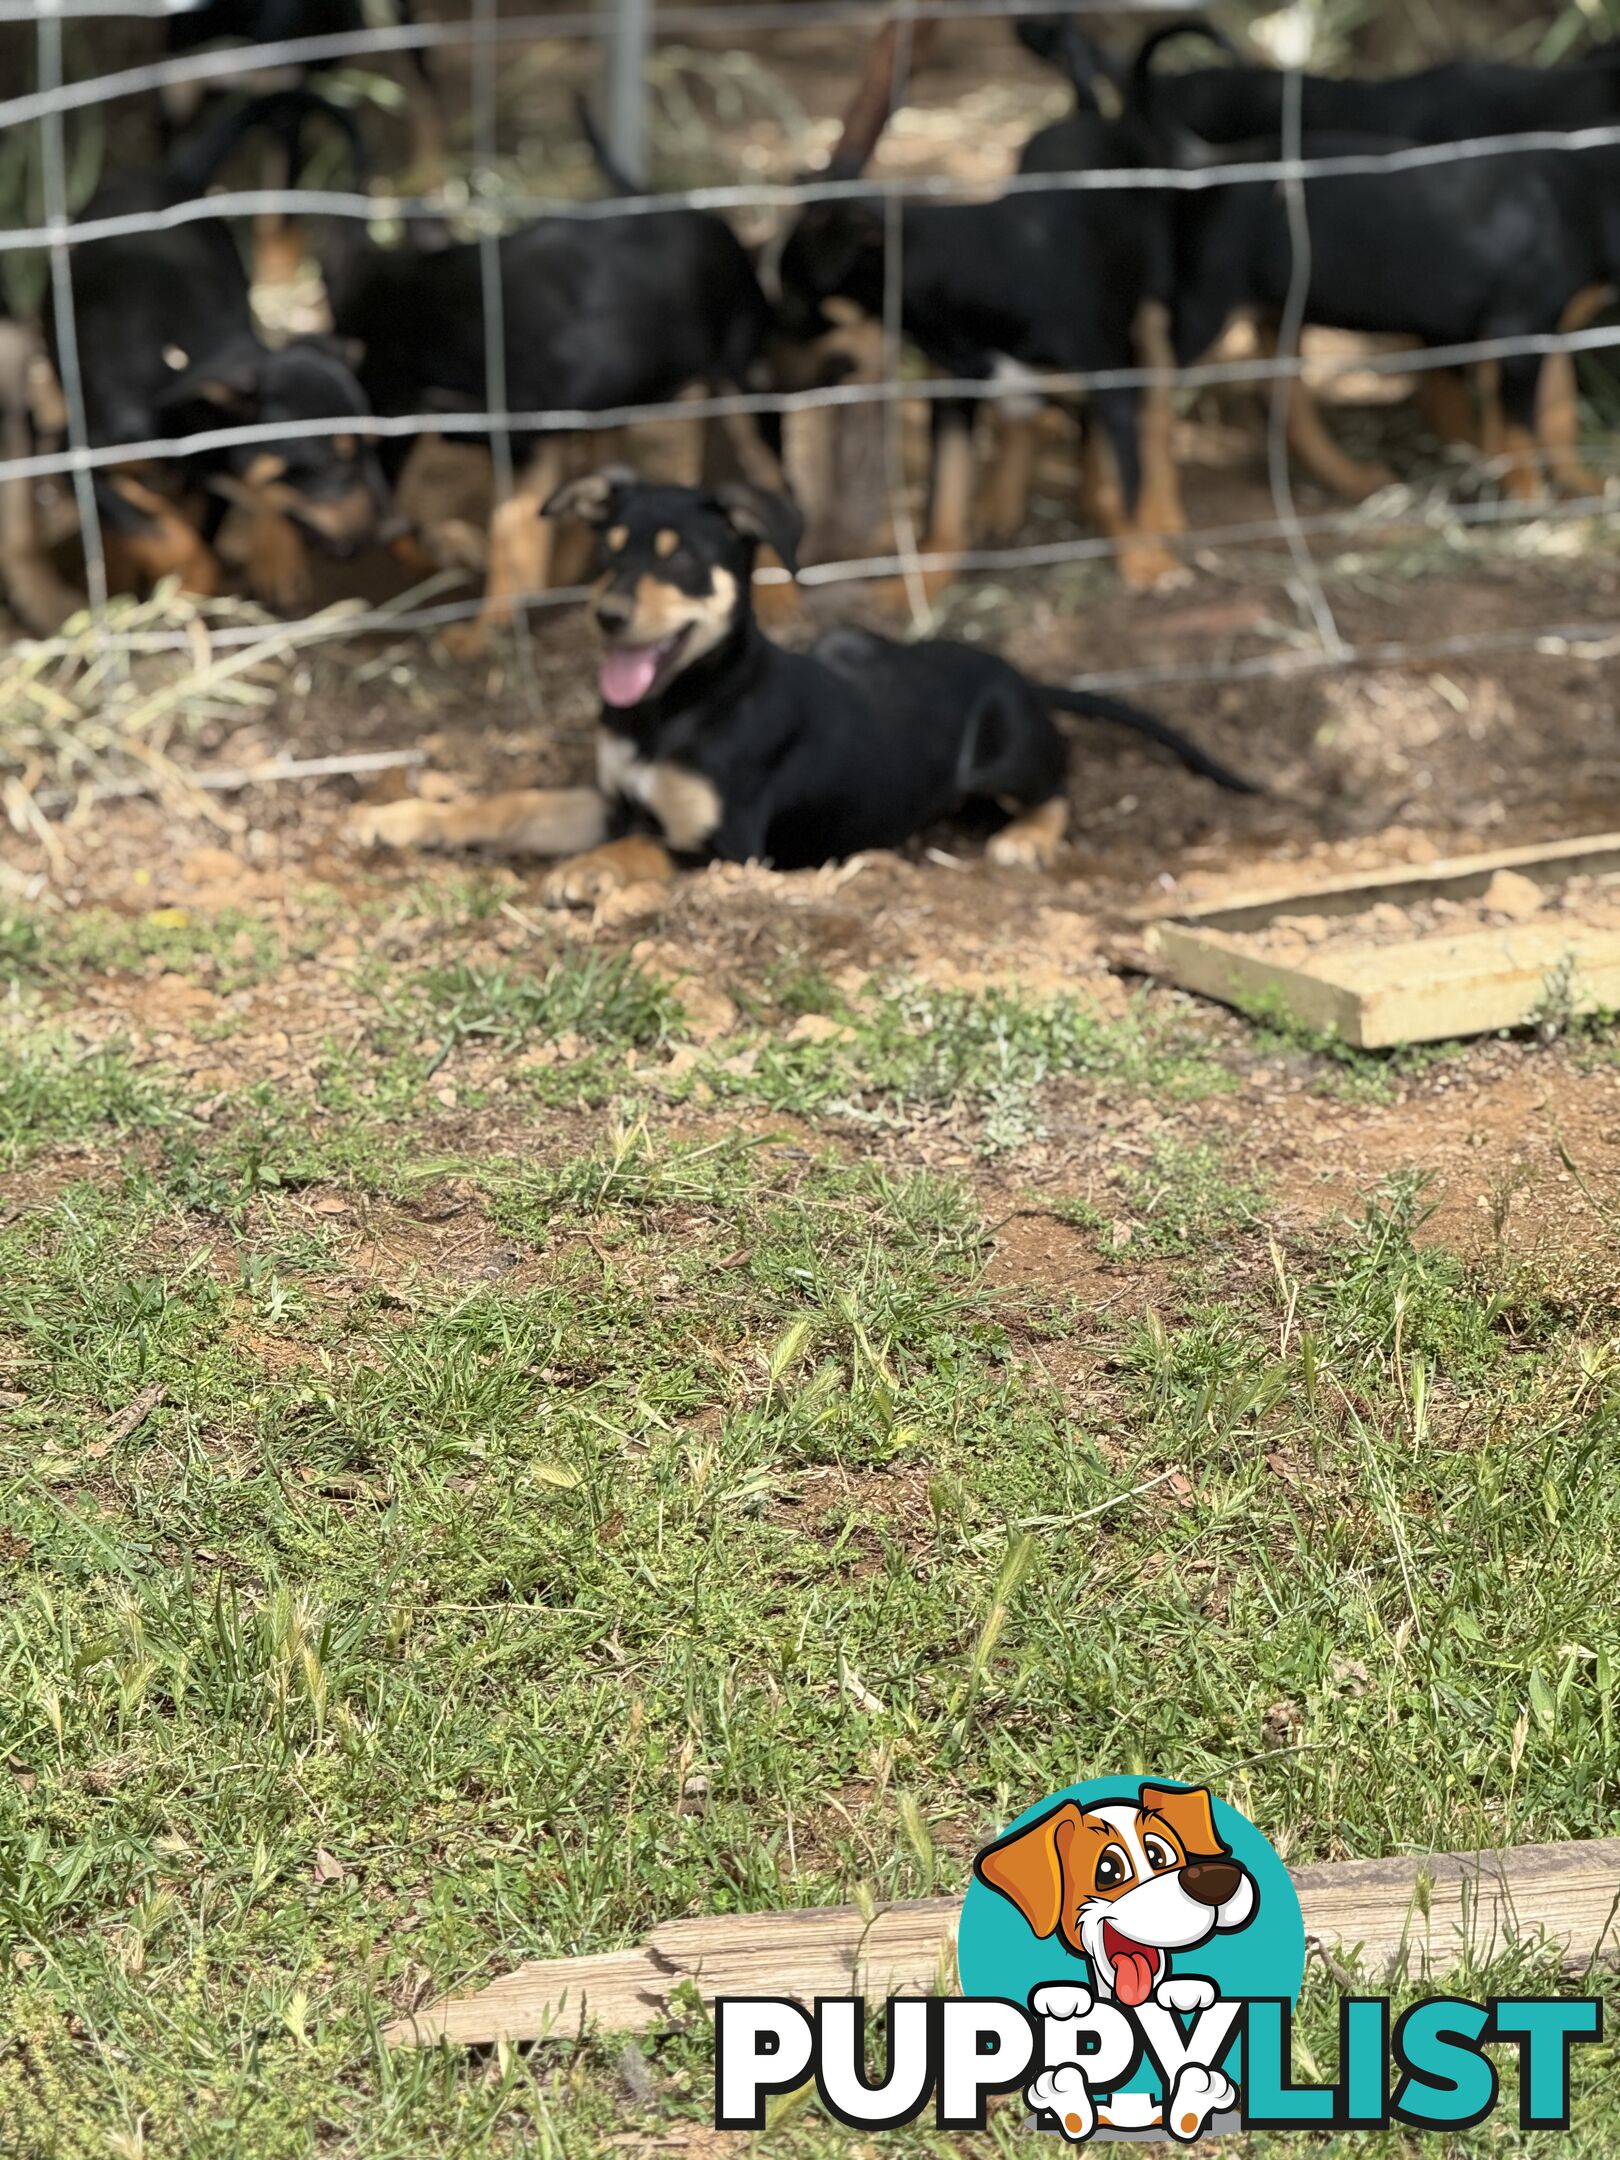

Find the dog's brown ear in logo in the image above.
[
  {"left": 1139, "top": 1783, "right": 1226, "bottom": 1860},
  {"left": 973, "top": 1801, "right": 1083, "bottom": 1941}
]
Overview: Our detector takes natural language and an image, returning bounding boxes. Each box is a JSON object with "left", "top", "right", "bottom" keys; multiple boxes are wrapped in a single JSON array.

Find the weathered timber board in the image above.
[
  {"left": 385, "top": 1836, "right": 1620, "bottom": 2048},
  {"left": 1150, "top": 833, "right": 1620, "bottom": 1048}
]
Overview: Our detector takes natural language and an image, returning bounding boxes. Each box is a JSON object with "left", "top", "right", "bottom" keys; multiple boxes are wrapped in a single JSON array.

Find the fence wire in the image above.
[{"left": 6, "top": 0, "right": 1620, "bottom": 717}]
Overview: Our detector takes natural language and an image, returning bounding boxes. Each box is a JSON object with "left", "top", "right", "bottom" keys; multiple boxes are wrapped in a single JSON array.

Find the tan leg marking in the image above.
[
  {"left": 107, "top": 476, "right": 221, "bottom": 595},
  {"left": 548, "top": 516, "right": 598, "bottom": 591},
  {"left": 1498, "top": 422, "right": 1543, "bottom": 503},
  {"left": 1254, "top": 325, "right": 1395, "bottom": 500},
  {"left": 1415, "top": 367, "right": 1478, "bottom": 447},
  {"left": 244, "top": 509, "right": 313, "bottom": 611},
  {"left": 540, "top": 834, "right": 678, "bottom": 908},
  {"left": 1283, "top": 382, "right": 1395, "bottom": 499},
  {"left": 1477, "top": 360, "right": 1505, "bottom": 461},
  {"left": 1136, "top": 300, "right": 1188, "bottom": 537},
  {"left": 0, "top": 327, "right": 79, "bottom": 630},
  {"left": 877, "top": 415, "right": 975, "bottom": 605},
  {"left": 987, "top": 797, "right": 1068, "bottom": 870},
  {"left": 442, "top": 440, "right": 566, "bottom": 657},
  {"left": 1539, "top": 287, "right": 1614, "bottom": 497},
  {"left": 1081, "top": 427, "right": 1182, "bottom": 592},
  {"left": 352, "top": 787, "right": 609, "bottom": 857},
  {"left": 980, "top": 410, "right": 1040, "bottom": 545}
]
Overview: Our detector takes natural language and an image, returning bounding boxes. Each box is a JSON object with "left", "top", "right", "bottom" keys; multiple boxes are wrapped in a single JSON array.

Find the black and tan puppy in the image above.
[
  {"left": 54, "top": 91, "right": 387, "bottom": 611},
  {"left": 352, "top": 473, "right": 1253, "bottom": 895},
  {"left": 774, "top": 170, "right": 1181, "bottom": 594},
  {"left": 1111, "top": 24, "right": 1615, "bottom": 505},
  {"left": 1113, "top": 19, "right": 1620, "bottom": 148},
  {"left": 1125, "top": 19, "right": 1619, "bottom": 494}
]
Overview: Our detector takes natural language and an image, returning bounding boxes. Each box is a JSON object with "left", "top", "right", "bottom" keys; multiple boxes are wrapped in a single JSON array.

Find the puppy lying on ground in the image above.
[{"left": 353, "top": 472, "right": 1254, "bottom": 895}]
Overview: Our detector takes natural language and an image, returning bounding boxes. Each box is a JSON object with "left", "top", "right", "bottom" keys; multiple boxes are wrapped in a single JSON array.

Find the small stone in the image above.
[
  {"left": 181, "top": 846, "right": 246, "bottom": 883},
  {"left": 676, "top": 983, "right": 738, "bottom": 1043},
  {"left": 786, "top": 1012, "right": 852, "bottom": 1045},
  {"left": 1480, "top": 870, "right": 1544, "bottom": 922},
  {"left": 1273, "top": 913, "right": 1329, "bottom": 944}
]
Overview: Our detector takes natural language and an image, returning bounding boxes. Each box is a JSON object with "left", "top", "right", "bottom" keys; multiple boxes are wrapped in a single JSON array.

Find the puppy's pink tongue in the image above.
[
  {"left": 600, "top": 644, "right": 662, "bottom": 708},
  {"left": 1112, "top": 1946, "right": 1157, "bottom": 2008}
]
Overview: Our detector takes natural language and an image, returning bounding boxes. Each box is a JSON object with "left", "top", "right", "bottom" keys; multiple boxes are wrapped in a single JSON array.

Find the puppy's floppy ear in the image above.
[
  {"left": 714, "top": 483, "right": 803, "bottom": 578},
  {"left": 1139, "top": 1784, "right": 1227, "bottom": 1860},
  {"left": 542, "top": 463, "right": 639, "bottom": 527},
  {"left": 973, "top": 1801, "right": 1083, "bottom": 1940}
]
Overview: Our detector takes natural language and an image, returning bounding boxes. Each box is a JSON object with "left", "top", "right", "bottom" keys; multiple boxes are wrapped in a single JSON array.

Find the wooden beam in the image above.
[
  {"left": 384, "top": 1836, "right": 1620, "bottom": 2048},
  {"left": 1151, "top": 831, "right": 1620, "bottom": 1049}
]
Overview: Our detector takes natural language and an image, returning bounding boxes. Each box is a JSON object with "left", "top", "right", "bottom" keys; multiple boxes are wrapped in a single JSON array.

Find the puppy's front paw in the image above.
[
  {"left": 256, "top": 557, "right": 314, "bottom": 613},
  {"left": 439, "top": 616, "right": 494, "bottom": 661},
  {"left": 1030, "top": 1984, "right": 1093, "bottom": 2022},
  {"left": 987, "top": 800, "right": 1067, "bottom": 872},
  {"left": 541, "top": 838, "right": 674, "bottom": 909},
  {"left": 1026, "top": 2066, "right": 1094, "bottom": 2143},
  {"left": 1166, "top": 2063, "right": 1237, "bottom": 2143},
  {"left": 351, "top": 798, "right": 449, "bottom": 852},
  {"left": 1154, "top": 1976, "right": 1216, "bottom": 2014},
  {"left": 1118, "top": 543, "right": 1190, "bottom": 593}
]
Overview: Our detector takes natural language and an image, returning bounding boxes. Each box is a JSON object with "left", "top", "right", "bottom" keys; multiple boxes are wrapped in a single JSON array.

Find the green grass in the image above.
[{"left": 4, "top": 902, "right": 1619, "bottom": 2155}]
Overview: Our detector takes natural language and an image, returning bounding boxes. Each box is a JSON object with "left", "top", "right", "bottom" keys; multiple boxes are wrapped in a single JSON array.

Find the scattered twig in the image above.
[{"left": 92, "top": 1380, "right": 165, "bottom": 1457}]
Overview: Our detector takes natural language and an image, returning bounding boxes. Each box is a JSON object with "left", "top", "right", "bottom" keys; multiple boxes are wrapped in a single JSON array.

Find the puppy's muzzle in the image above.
[
  {"left": 595, "top": 592, "right": 634, "bottom": 637},
  {"left": 1180, "top": 1861, "right": 1243, "bottom": 1908}
]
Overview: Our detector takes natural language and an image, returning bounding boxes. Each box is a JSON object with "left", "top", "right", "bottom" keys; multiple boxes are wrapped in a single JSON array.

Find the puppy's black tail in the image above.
[
  {"left": 1125, "top": 16, "right": 1241, "bottom": 160},
  {"left": 573, "top": 90, "right": 644, "bottom": 197},
  {"left": 1040, "top": 684, "right": 1260, "bottom": 793}
]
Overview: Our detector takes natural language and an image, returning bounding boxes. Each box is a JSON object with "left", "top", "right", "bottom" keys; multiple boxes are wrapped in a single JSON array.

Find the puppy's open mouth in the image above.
[
  {"left": 599, "top": 629, "right": 691, "bottom": 708},
  {"left": 1101, "top": 1922, "right": 1163, "bottom": 2008}
]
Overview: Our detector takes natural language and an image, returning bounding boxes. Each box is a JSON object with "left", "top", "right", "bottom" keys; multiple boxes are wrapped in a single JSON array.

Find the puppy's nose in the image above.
[
  {"left": 1180, "top": 1861, "right": 1243, "bottom": 1908},
  {"left": 596, "top": 593, "right": 633, "bottom": 636}
]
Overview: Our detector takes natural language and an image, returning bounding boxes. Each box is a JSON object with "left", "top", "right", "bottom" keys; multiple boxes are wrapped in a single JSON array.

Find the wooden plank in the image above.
[
  {"left": 1157, "top": 832, "right": 1620, "bottom": 937},
  {"left": 1332, "top": 922, "right": 1620, "bottom": 1049},
  {"left": 384, "top": 1836, "right": 1620, "bottom": 2048},
  {"left": 1153, "top": 927, "right": 1368, "bottom": 1043},
  {"left": 1150, "top": 830, "right": 1620, "bottom": 1047}
]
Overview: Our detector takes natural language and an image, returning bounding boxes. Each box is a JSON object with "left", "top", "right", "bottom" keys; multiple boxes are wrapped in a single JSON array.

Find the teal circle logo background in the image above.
[{"left": 958, "top": 1777, "right": 1305, "bottom": 2093}]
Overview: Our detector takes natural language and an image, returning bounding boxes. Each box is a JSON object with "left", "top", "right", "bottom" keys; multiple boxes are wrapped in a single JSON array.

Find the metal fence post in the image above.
[{"left": 601, "top": 0, "right": 651, "bottom": 190}]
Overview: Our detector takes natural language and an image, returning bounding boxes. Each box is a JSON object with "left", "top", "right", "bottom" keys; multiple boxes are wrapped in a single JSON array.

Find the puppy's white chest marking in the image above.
[{"left": 597, "top": 736, "right": 721, "bottom": 851}]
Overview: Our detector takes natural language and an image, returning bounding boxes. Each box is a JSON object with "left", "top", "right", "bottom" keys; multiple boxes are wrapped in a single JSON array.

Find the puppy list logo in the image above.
[
  {"left": 959, "top": 1776, "right": 1297, "bottom": 2141},
  {"left": 714, "top": 1776, "right": 1602, "bottom": 2141}
]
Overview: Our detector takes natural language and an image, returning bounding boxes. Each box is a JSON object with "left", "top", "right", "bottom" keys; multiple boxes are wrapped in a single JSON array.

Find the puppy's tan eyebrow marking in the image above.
[
  {"left": 655, "top": 528, "right": 679, "bottom": 558},
  {"left": 334, "top": 433, "right": 358, "bottom": 459},
  {"left": 607, "top": 524, "right": 629, "bottom": 551}
]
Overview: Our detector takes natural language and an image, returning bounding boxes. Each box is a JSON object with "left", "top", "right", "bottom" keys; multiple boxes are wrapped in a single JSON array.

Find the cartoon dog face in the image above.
[{"left": 973, "top": 1784, "right": 1256, "bottom": 2008}]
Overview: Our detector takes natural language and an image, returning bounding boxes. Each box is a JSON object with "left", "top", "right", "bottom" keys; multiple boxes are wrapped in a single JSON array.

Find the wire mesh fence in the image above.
[{"left": 3, "top": 0, "right": 1619, "bottom": 700}]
